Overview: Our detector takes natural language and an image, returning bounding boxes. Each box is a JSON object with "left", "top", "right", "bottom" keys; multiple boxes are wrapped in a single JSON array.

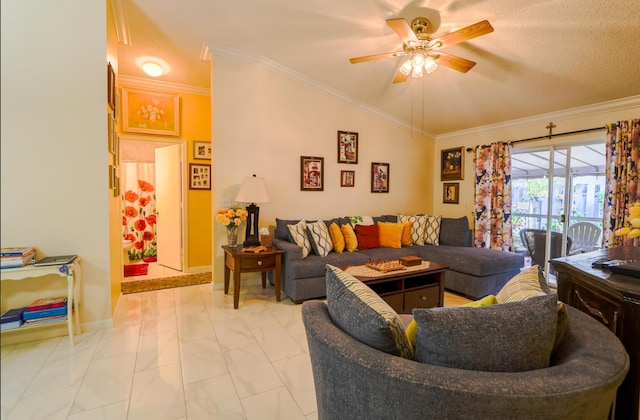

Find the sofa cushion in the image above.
[
  {"left": 326, "top": 265, "right": 414, "bottom": 360},
  {"left": 413, "top": 294, "right": 558, "bottom": 372},
  {"left": 328, "top": 222, "right": 345, "bottom": 253},
  {"left": 275, "top": 218, "right": 300, "bottom": 241},
  {"left": 398, "top": 214, "right": 427, "bottom": 245},
  {"left": 355, "top": 224, "right": 380, "bottom": 250},
  {"left": 496, "top": 265, "right": 549, "bottom": 303},
  {"left": 287, "top": 220, "right": 312, "bottom": 258},
  {"left": 424, "top": 215, "right": 442, "bottom": 246},
  {"left": 341, "top": 223, "right": 358, "bottom": 252},
  {"left": 377, "top": 222, "right": 403, "bottom": 248},
  {"left": 439, "top": 216, "right": 471, "bottom": 247},
  {"left": 401, "top": 222, "right": 413, "bottom": 246},
  {"left": 306, "top": 220, "right": 333, "bottom": 257},
  {"left": 413, "top": 245, "right": 524, "bottom": 277}
]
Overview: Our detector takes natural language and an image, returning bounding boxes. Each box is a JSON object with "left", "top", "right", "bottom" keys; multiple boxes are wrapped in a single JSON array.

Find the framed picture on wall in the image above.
[
  {"left": 122, "top": 87, "right": 180, "bottom": 136},
  {"left": 443, "top": 182, "right": 459, "bottom": 204},
  {"left": 371, "top": 162, "right": 389, "bottom": 193},
  {"left": 337, "top": 131, "right": 358, "bottom": 164},
  {"left": 441, "top": 147, "right": 464, "bottom": 181},
  {"left": 341, "top": 170, "right": 355, "bottom": 187},
  {"left": 301, "top": 156, "right": 324, "bottom": 191},
  {"left": 107, "top": 62, "right": 116, "bottom": 112},
  {"left": 189, "top": 163, "right": 211, "bottom": 190},
  {"left": 193, "top": 141, "right": 212, "bottom": 160}
]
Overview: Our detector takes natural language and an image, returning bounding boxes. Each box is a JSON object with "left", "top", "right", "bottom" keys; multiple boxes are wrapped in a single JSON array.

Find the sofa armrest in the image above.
[{"left": 273, "top": 238, "right": 303, "bottom": 261}]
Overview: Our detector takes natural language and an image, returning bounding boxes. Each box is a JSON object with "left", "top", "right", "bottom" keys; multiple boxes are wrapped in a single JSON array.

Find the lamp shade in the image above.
[{"left": 235, "top": 175, "right": 270, "bottom": 204}]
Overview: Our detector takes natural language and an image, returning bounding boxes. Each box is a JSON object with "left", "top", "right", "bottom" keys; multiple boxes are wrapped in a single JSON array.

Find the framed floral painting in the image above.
[
  {"left": 441, "top": 147, "right": 464, "bottom": 181},
  {"left": 301, "top": 156, "right": 324, "bottom": 191},
  {"left": 122, "top": 87, "right": 180, "bottom": 136}
]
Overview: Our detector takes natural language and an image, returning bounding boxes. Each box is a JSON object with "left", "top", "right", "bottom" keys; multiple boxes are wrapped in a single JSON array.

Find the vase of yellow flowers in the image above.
[
  {"left": 215, "top": 207, "right": 248, "bottom": 246},
  {"left": 614, "top": 201, "right": 640, "bottom": 244}
]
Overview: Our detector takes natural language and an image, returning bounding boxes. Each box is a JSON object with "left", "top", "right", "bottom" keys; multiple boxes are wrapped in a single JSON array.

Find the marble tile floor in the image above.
[{"left": 1, "top": 279, "right": 470, "bottom": 420}]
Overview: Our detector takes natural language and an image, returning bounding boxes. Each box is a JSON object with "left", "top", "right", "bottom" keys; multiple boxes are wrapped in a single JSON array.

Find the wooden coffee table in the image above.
[{"left": 344, "top": 261, "right": 448, "bottom": 314}]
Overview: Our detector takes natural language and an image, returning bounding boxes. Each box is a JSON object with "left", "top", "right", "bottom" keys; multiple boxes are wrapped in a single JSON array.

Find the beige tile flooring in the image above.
[{"left": 1, "top": 276, "right": 470, "bottom": 420}]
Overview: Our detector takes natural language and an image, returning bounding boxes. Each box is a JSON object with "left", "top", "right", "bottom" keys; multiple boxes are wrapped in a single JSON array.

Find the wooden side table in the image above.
[{"left": 222, "top": 245, "right": 284, "bottom": 309}]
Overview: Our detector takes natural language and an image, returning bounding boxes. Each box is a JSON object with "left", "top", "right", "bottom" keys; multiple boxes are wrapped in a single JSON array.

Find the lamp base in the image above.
[{"left": 243, "top": 203, "right": 261, "bottom": 247}]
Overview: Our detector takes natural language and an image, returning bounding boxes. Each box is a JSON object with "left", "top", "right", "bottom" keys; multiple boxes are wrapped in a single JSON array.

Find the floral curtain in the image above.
[
  {"left": 473, "top": 142, "right": 513, "bottom": 251},
  {"left": 603, "top": 119, "right": 640, "bottom": 247},
  {"left": 121, "top": 162, "right": 158, "bottom": 262}
]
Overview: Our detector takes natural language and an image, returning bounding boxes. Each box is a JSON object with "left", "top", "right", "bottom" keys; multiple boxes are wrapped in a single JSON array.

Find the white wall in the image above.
[
  {"left": 432, "top": 97, "right": 640, "bottom": 221},
  {"left": 212, "top": 55, "right": 435, "bottom": 284},
  {"left": 1, "top": 1, "right": 112, "bottom": 327}
]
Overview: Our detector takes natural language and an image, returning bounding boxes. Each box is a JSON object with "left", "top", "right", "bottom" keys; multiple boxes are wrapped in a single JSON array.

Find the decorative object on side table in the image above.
[
  {"left": 235, "top": 175, "right": 271, "bottom": 247},
  {"left": 215, "top": 207, "right": 248, "bottom": 246}
]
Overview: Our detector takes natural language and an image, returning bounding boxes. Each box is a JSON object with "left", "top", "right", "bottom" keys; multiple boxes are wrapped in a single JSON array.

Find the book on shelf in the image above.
[
  {"left": 25, "top": 297, "right": 67, "bottom": 312},
  {"left": 22, "top": 305, "right": 67, "bottom": 321},
  {"left": 1, "top": 307, "right": 27, "bottom": 324},
  {"left": 1, "top": 246, "right": 35, "bottom": 257},
  {"left": 0, "top": 250, "right": 36, "bottom": 269},
  {"left": 23, "top": 315, "right": 67, "bottom": 327},
  {"left": 0, "top": 320, "right": 24, "bottom": 331},
  {"left": 33, "top": 255, "right": 77, "bottom": 267}
]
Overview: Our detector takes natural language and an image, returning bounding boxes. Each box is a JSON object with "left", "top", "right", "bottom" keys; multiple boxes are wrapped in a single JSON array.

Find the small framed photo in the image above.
[
  {"left": 107, "top": 62, "right": 116, "bottom": 112},
  {"left": 337, "top": 131, "right": 358, "bottom": 164},
  {"left": 114, "top": 134, "right": 120, "bottom": 166},
  {"left": 371, "top": 162, "right": 389, "bottom": 193},
  {"left": 341, "top": 170, "right": 355, "bottom": 187},
  {"left": 122, "top": 87, "right": 180, "bottom": 136},
  {"left": 301, "top": 156, "right": 324, "bottom": 191},
  {"left": 443, "top": 182, "right": 460, "bottom": 204},
  {"left": 113, "top": 175, "right": 120, "bottom": 197},
  {"left": 193, "top": 141, "right": 212, "bottom": 160},
  {"left": 108, "top": 114, "right": 116, "bottom": 154},
  {"left": 108, "top": 165, "right": 116, "bottom": 189},
  {"left": 441, "top": 147, "right": 464, "bottom": 181},
  {"left": 189, "top": 163, "right": 211, "bottom": 190}
]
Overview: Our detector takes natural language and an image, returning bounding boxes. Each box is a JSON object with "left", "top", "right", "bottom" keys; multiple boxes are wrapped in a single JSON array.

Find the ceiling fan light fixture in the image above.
[
  {"left": 424, "top": 56, "right": 438, "bottom": 74},
  {"left": 399, "top": 59, "right": 413, "bottom": 76},
  {"left": 411, "top": 65, "right": 423, "bottom": 78}
]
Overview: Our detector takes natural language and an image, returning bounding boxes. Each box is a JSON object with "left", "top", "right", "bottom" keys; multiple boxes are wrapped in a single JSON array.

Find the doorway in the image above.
[
  {"left": 119, "top": 136, "right": 187, "bottom": 283},
  {"left": 511, "top": 141, "right": 606, "bottom": 284}
]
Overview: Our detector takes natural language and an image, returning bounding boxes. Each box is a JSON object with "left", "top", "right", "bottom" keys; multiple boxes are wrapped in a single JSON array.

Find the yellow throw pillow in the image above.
[
  {"left": 401, "top": 222, "right": 413, "bottom": 246},
  {"left": 341, "top": 223, "right": 358, "bottom": 252},
  {"left": 329, "top": 222, "right": 345, "bottom": 253},
  {"left": 377, "top": 221, "right": 404, "bottom": 249}
]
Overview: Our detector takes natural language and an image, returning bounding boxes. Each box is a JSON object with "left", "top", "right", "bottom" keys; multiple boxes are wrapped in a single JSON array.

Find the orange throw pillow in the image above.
[
  {"left": 341, "top": 223, "right": 358, "bottom": 252},
  {"left": 378, "top": 222, "right": 404, "bottom": 249},
  {"left": 329, "top": 222, "right": 345, "bottom": 253},
  {"left": 401, "top": 222, "right": 413, "bottom": 246}
]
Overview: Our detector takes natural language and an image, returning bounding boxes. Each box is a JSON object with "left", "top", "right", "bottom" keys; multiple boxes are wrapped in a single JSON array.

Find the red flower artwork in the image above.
[{"left": 122, "top": 179, "right": 158, "bottom": 261}]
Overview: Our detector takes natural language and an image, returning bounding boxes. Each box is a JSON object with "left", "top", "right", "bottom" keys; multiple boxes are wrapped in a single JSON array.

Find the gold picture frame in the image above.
[
  {"left": 441, "top": 147, "right": 464, "bottom": 181},
  {"left": 122, "top": 87, "right": 180, "bottom": 136}
]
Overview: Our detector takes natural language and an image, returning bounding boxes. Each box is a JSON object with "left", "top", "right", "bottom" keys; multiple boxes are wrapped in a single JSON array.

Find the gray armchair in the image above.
[{"left": 303, "top": 300, "right": 629, "bottom": 420}]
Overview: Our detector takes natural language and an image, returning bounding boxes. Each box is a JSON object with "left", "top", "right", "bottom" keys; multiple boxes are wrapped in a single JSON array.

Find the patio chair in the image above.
[
  {"left": 568, "top": 222, "right": 602, "bottom": 254},
  {"left": 520, "top": 229, "right": 572, "bottom": 274}
]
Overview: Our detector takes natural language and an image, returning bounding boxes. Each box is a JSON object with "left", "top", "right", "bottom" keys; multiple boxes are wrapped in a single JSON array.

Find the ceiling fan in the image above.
[{"left": 349, "top": 17, "right": 493, "bottom": 83}]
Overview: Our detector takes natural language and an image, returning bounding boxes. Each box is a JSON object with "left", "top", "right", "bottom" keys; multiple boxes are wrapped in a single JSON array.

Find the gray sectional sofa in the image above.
[{"left": 270, "top": 215, "right": 524, "bottom": 303}]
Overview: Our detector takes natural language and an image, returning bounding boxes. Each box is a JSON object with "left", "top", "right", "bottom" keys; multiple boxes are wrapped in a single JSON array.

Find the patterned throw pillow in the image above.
[
  {"left": 287, "top": 220, "right": 312, "bottom": 258},
  {"left": 306, "top": 221, "right": 334, "bottom": 257},
  {"left": 398, "top": 214, "right": 427, "bottom": 245},
  {"left": 496, "top": 265, "right": 549, "bottom": 303},
  {"left": 424, "top": 215, "right": 442, "bottom": 246},
  {"left": 341, "top": 223, "right": 358, "bottom": 252},
  {"left": 329, "top": 222, "right": 345, "bottom": 253},
  {"left": 326, "top": 265, "right": 414, "bottom": 360},
  {"left": 377, "top": 222, "right": 404, "bottom": 248}
]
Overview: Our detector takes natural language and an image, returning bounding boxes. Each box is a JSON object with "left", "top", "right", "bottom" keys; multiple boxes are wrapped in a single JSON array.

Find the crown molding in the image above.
[
  {"left": 118, "top": 75, "right": 210, "bottom": 96},
  {"left": 437, "top": 95, "right": 640, "bottom": 141},
  {"left": 207, "top": 44, "right": 414, "bottom": 132},
  {"left": 111, "top": 0, "right": 130, "bottom": 46}
]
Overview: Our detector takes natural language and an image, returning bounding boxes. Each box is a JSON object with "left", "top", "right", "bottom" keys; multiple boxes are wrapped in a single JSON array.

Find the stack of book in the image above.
[
  {"left": 22, "top": 297, "right": 68, "bottom": 327},
  {"left": 1, "top": 247, "right": 36, "bottom": 269},
  {"left": 0, "top": 307, "right": 26, "bottom": 331}
]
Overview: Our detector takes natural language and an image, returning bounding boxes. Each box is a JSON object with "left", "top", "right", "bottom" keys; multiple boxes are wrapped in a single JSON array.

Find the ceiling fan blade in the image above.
[
  {"left": 349, "top": 51, "right": 405, "bottom": 64},
  {"left": 392, "top": 70, "right": 409, "bottom": 84},
  {"left": 430, "top": 20, "right": 493, "bottom": 50},
  {"left": 434, "top": 52, "right": 476, "bottom": 73},
  {"left": 386, "top": 18, "right": 418, "bottom": 44}
]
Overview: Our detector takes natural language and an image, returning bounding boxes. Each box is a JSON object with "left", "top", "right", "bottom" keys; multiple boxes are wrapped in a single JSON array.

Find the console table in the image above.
[
  {"left": 551, "top": 247, "right": 639, "bottom": 420},
  {"left": 0, "top": 260, "right": 82, "bottom": 345}
]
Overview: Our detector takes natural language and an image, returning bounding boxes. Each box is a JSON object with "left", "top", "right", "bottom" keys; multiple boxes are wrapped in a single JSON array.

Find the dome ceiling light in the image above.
[{"left": 136, "top": 56, "right": 170, "bottom": 78}]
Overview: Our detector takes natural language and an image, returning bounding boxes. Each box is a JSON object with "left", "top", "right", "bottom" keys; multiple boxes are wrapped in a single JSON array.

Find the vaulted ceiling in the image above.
[{"left": 115, "top": 0, "right": 640, "bottom": 136}]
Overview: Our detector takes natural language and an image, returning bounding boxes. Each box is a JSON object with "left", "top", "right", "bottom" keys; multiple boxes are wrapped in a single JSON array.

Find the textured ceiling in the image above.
[{"left": 117, "top": 0, "right": 640, "bottom": 135}]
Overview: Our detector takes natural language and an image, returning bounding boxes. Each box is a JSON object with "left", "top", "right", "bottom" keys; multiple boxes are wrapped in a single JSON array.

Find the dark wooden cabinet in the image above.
[{"left": 552, "top": 247, "right": 640, "bottom": 420}]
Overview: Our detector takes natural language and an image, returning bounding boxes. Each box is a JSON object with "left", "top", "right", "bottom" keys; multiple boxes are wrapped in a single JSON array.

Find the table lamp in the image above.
[{"left": 235, "top": 174, "right": 270, "bottom": 247}]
